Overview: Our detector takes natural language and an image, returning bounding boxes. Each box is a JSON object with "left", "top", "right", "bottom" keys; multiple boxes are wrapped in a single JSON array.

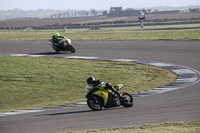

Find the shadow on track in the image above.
[
  {"left": 36, "top": 110, "right": 94, "bottom": 117},
  {"left": 37, "top": 107, "right": 125, "bottom": 117},
  {"left": 46, "top": 110, "right": 94, "bottom": 116},
  {"left": 30, "top": 52, "right": 73, "bottom": 55}
]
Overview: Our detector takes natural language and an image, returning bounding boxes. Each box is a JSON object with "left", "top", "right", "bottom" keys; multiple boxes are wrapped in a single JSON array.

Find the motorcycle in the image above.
[
  {"left": 48, "top": 38, "right": 75, "bottom": 53},
  {"left": 85, "top": 84, "right": 134, "bottom": 111}
]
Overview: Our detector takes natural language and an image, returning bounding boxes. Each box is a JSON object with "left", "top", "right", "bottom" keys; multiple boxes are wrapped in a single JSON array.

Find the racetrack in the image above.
[{"left": 0, "top": 40, "right": 200, "bottom": 133}]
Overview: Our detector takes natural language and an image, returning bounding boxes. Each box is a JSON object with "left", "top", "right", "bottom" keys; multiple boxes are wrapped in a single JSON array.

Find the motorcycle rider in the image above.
[
  {"left": 86, "top": 77, "right": 121, "bottom": 106},
  {"left": 52, "top": 32, "right": 66, "bottom": 46}
]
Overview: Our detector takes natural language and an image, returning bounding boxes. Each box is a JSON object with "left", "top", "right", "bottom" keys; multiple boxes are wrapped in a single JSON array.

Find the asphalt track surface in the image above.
[{"left": 0, "top": 40, "right": 200, "bottom": 133}]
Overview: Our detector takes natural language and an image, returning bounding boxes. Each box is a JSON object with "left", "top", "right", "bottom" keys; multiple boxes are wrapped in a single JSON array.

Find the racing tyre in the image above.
[
  {"left": 87, "top": 95, "right": 103, "bottom": 111},
  {"left": 69, "top": 45, "right": 75, "bottom": 53},
  {"left": 120, "top": 92, "right": 134, "bottom": 107},
  {"left": 53, "top": 46, "right": 60, "bottom": 52}
]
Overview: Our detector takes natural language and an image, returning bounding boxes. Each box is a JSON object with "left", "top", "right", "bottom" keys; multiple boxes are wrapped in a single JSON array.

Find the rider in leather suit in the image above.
[
  {"left": 86, "top": 77, "right": 120, "bottom": 97},
  {"left": 52, "top": 32, "right": 65, "bottom": 46}
]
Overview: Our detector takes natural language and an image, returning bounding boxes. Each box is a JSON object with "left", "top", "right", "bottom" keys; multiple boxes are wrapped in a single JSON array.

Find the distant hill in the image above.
[
  {"left": 136, "top": 5, "right": 200, "bottom": 11},
  {"left": 0, "top": 5, "right": 199, "bottom": 20},
  {"left": 0, "top": 12, "right": 200, "bottom": 28}
]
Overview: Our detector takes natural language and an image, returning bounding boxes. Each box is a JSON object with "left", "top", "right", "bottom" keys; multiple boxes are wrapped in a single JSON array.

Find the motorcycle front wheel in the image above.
[
  {"left": 120, "top": 92, "right": 134, "bottom": 107},
  {"left": 87, "top": 95, "right": 103, "bottom": 111},
  {"left": 69, "top": 45, "right": 75, "bottom": 53}
]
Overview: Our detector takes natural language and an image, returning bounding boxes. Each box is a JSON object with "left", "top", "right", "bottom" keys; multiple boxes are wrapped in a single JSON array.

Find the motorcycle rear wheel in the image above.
[
  {"left": 87, "top": 95, "right": 103, "bottom": 111},
  {"left": 52, "top": 46, "right": 60, "bottom": 52},
  {"left": 120, "top": 92, "right": 134, "bottom": 107}
]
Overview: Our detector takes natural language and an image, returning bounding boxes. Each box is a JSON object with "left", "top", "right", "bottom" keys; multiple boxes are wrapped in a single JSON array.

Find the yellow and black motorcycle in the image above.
[{"left": 85, "top": 84, "right": 134, "bottom": 111}]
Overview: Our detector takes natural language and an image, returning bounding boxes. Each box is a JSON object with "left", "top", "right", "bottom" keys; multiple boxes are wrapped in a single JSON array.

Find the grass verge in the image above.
[
  {"left": 65, "top": 122, "right": 200, "bottom": 133},
  {"left": 0, "top": 29, "right": 200, "bottom": 40},
  {"left": 0, "top": 56, "right": 176, "bottom": 112}
]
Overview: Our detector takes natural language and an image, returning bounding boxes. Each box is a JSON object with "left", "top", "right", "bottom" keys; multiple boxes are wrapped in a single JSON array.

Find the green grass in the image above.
[
  {"left": 100, "top": 23, "right": 200, "bottom": 31},
  {"left": 0, "top": 29, "right": 200, "bottom": 40},
  {"left": 65, "top": 122, "right": 200, "bottom": 133},
  {"left": 0, "top": 56, "right": 176, "bottom": 112}
]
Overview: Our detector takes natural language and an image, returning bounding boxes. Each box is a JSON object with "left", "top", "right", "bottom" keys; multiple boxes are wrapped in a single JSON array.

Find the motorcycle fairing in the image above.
[{"left": 86, "top": 85, "right": 110, "bottom": 106}]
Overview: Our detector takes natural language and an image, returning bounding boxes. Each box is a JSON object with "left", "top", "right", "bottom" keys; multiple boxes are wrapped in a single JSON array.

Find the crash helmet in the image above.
[
  {"left": 87, "top": 77, "right": 95, "bottom": 84},
  {"left": 54, "top": 32, "right": 60, "bottom": 39}
]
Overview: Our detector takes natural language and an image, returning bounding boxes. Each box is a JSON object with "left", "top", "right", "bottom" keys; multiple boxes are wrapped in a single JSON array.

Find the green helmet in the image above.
[{"left": 54, "top": 32, "right": 60, "bottom": 38}]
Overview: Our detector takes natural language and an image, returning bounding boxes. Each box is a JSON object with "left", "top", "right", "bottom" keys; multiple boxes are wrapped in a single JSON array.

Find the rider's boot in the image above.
[{"left": 106, "top": 83, "right": 120, "bottom": 95}]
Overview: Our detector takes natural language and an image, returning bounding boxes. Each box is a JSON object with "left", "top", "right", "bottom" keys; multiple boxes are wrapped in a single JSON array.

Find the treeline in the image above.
[
  {"left": 0, "top": 8, "right": 103, "bottom": 20},
  {"left": 51, "top": 9, "right": 103, "bottom": 18}
]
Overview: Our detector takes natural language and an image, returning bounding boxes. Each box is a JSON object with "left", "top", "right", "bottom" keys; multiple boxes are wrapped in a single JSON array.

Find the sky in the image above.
[{"left": 1, "top": 0, "right": 200, "bottom": 10}]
